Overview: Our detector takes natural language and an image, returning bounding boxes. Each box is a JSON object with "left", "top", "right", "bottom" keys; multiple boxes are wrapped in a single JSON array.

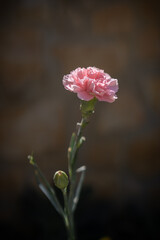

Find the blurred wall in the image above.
[{"left": 0, "top": 0, "right": 160, "bottom": 235}]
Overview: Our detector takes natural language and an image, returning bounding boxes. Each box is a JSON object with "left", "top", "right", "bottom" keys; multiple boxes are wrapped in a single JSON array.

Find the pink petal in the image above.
[
  {"left": 77, "top": 91, "right": 94, "bottom": 101},
  {"left": 108, "top": 79, "right": 119, "bottom": 93}
]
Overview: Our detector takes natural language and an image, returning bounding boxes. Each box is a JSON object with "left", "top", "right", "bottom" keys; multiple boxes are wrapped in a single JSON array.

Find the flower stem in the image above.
[
  {"left": 64, "top": 118, "right": 85, "bottom": 240},
  {"left": 63, "top": 188, "right": 75, "bottom": 240},
  {"left": 68, "top": 118, "right": 85, "bottom": 207},
  {"left": 65, "top": 99, "right": 96, "bottom": 239}
]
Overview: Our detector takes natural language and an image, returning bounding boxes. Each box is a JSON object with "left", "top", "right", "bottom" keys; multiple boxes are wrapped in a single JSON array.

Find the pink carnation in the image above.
[{"left": 63, "top": 67, "right": 118, "bottom": 103}]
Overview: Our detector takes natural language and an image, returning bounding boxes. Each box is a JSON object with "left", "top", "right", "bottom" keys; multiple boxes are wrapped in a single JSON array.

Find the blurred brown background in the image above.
[{"left": 0, "top": 0, "right": 160, "bottom": 239}]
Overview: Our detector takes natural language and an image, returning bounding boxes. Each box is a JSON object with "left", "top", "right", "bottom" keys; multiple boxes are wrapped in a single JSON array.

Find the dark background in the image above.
[{"left": 0, "top": 0, "right": 160, "bottom": 239}]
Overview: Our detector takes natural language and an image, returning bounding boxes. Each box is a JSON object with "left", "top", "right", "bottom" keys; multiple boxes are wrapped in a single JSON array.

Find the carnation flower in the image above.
[{"left": 63, "top": 67, "right": 118, "bottom": 103}]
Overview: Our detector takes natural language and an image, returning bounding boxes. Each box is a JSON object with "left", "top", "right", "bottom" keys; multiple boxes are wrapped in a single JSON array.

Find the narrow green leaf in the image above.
[
  {"left": 68, "top": 132, "right": 76, "bottom": 161},
  {"left": 77, "top": 136, "right": 86, "bottom": 149},
  {"left": 69, "top": 132, "right": 76, "bottom": 149},
  {"left": 72, "top": 165, "right": 86, "bottom": 212},
  {"left": 28, "top": 155, "right": 36, "bottom": 166},
  {"left": 39, "top": 183, "right": 61, "bottom": 212},
  {"left": 29, "top": 155, "right": 64, "bottom": 216}
]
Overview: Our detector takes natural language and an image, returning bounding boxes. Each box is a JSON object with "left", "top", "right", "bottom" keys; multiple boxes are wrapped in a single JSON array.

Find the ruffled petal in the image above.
[{"left": 77, "top": 91, "right": 94, "bottom": 101}]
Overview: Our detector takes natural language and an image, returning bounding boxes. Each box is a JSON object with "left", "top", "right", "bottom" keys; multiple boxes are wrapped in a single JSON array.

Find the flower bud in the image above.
[{"left": 53, "top": 170, "right": 69, "bottom": 190}]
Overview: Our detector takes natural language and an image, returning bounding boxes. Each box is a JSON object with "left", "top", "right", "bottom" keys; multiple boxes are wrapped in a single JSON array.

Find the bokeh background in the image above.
[{"left": 0, "top": 0, "right": 160, "bottom": 239}]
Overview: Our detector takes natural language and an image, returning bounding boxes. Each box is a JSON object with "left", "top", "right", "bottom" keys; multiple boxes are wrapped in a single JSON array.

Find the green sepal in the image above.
[
  {"left": 80, "top": 98, "right": 97, "bottom": 120},
  {"left": 53, "top": 170, "right": 69, "bottom": 190}
]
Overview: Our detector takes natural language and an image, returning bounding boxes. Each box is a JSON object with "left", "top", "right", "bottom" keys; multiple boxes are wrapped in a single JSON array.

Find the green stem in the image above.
[
  {"left": 65, "top": 118, "right": 86, "bottom": 240},
  {"left": 68, "top": 118, "right": 86, "bottom": 209},
  {"left": 66, "top": 99, "right": 96, "bottom": 238},
  {"left": 63, "top": 188, "right": 75, "bottom": 240}
]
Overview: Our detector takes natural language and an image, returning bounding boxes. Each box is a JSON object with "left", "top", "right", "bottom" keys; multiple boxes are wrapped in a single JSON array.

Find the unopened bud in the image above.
[
  {"left": 68, "top": 147, "right": 72, "bottom": 153},
  {"left": 53, "top": 170, "right": 69, "bottom": 190}
]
